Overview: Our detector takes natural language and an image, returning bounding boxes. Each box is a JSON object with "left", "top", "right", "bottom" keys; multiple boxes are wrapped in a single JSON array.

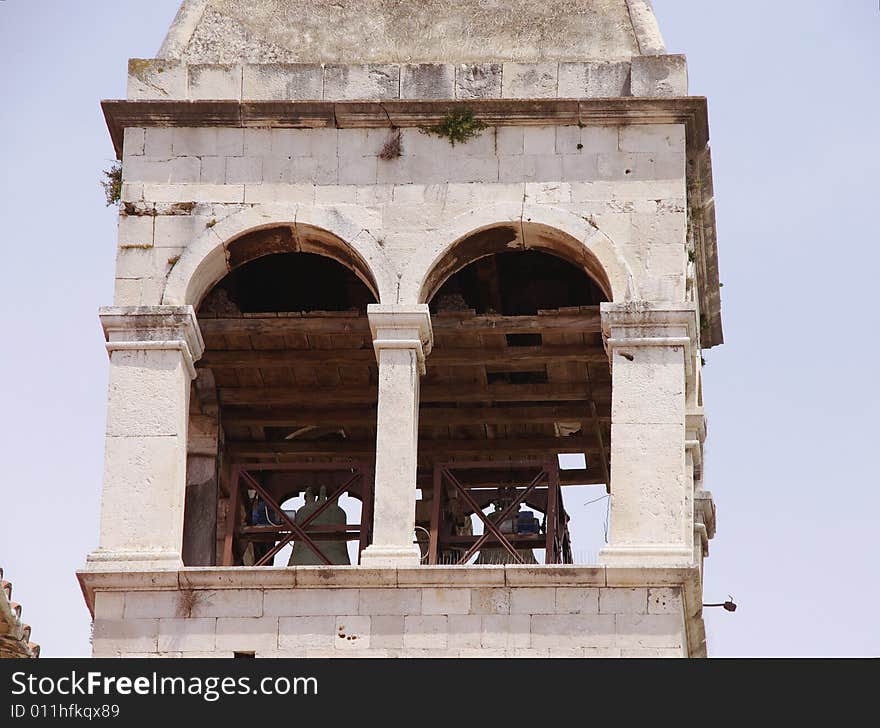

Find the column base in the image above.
[
  {"left": 358, "top": 545, "right": 421, "bottom": 568},
  {"left": 598, "top": 544, "right": 694, "bottom": 568},
  {"left": 85, "top": 548, "right": 184, "bottom": 571}
]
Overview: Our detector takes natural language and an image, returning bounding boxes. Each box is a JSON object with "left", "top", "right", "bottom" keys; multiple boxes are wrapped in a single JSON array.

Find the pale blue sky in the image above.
[{"left": 1, "top": 1, "right": 877, "bottom": 657}]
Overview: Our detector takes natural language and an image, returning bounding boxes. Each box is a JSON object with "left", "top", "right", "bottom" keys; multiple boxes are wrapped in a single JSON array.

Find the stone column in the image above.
[
  {"left": 598, "top": 303, "right": 697, "bottom": 567},
  {"left": 359, "top": 304, "right": 433, "bottom": 567},
  {"left": 85, "top": 306, "right": 204, "bottom": 570}
]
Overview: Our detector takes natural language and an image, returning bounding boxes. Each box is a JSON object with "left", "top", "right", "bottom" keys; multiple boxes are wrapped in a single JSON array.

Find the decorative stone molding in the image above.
[
  {"left": 601, "top": 301, "right": 699, "bottom": 397},
  {"left": 100, "top": 306, "right": 205, "bottom": 378},
  {"left": 368, "top": 304, "right": 434, "bottom": 374}
]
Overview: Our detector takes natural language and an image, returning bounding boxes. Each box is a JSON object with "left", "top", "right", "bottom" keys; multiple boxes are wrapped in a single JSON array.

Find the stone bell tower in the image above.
[{"left": 79, "top": 0, "right": 721, "bottom": 658}]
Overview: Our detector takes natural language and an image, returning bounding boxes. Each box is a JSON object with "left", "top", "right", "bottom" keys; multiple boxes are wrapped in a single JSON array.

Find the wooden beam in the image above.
[
  {"left": 417, "top": 467, "right": 606, "bottom": 488},
  {"left": 197, "top": 309, "right": 601, "bottom": 338},
  {"left": 226, "top": 436, "right": 600, "bottom": 458},
  {"left": 218, "top": 382, "right": 608, "bottom": 406},
  {"left": 223, "top": 403, "right": 610, "bottom": 428},
  {"left": 200, "top": 344, "right": 607, "bottom": 369}
]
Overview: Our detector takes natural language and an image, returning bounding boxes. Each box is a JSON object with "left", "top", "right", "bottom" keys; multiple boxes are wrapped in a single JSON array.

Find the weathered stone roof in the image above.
[
  {"left": 158, "top": 0, "right": 667, "bottom": 64},
  {"left": 0, "top": 568, "right": 39, "bottom": 659}
]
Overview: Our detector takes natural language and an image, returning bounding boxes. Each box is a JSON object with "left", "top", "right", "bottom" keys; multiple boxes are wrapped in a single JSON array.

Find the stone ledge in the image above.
[
  {"left": 128, "top": 58, "right": 687, "bottom": 103},
  {"left": 102, "top": 96, "right": 710, "bottom": 160}
]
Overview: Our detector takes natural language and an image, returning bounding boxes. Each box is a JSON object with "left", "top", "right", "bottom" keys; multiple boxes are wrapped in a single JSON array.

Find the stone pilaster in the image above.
[
  {"left": 598, "top": 303, "right": 697, "bottom": 567},
  {"left": 86, "top": 306, "right": 204, "bottom": 570},
  {"left": 359, "top": 305, "right": 433, "bottom": 567}
]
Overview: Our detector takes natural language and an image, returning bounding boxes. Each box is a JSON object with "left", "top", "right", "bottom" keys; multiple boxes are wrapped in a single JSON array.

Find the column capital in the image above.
[
  {"left": 99, "top": 305, "right": 205, "bottom": 379},
  {"left": 367, "top": 304, "right": 433, "bottom": 375},
  {"left": 600, "top": 302, "right": 698, "bottom": 388}
]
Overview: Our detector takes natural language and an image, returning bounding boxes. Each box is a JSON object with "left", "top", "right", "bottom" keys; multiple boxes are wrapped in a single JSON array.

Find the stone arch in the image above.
[
  {"left": 398, "top": 202, "right": 635, "bottom": 306},
  {"left": 162, "top": 205, "right": 396, "bottom": 307}
]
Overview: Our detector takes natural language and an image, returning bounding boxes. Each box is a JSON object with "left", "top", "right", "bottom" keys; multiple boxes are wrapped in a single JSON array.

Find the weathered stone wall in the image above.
[
  {"left": 88, "top": 567, "right": 694, "bottom": 658},
  {"left": 115, "top": 123, "right": 689, "bottom": 309}
]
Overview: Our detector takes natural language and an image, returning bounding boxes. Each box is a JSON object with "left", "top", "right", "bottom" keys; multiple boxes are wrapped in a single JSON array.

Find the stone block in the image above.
[
  {"left": 198, "top": 157, "right": 226, "bottom": 184},
  {"left": 619, "top": 124, "right": 686, "bottom": 153},
  {"left": 560, "top": 154, "right": 599, "bottom": 182},
  {"left": 631, "top": 55, "right": 688, "bottom": 98},
  {"left": 120, "top": 183, "right": 144, "bottom": 203},
  {"left": 154, "top": 215, "right": 205, "bottom": 249},
  {"left": 599, "top": 588, "right": 648, "bottom": 614},
  {"left": 278, "top": 616, "right": 335, "bottom": 650},
  {"left": 323, "top": 64, "right": 400, "bottom": 100},
  {"left": 610, "top": 347, "right": 686, "bottom": 425},
  {"left": 143, "top": 183, "right": 245, "bottom": 203},
  {"left": 92, "top": 619, "right": 158, "bottom": 656},
  {"left": 369, "top": 615, "right": 405, "bottom": 649},
  {"left": 395, "top": 566, "right": 506, "bottom": 587},
  {"left": 421, "top": 588, "right": 471, "bottom": 615},
  {"left": 509, "top": 588, "right": 556, "bottom": 615},
  {"left": 334, "top": 616, "right": 371, "bottom": 650},
  {"left": 294, "top": 567, "right": 398, "bottom": 588},
  {"left": 338, "top": 156, "right": 378, "bottom": 185},
  {"left": 215, "top": 618, "right": 279, "bottom": 653},
  {"left": 556, "top": 588, "right": 600, "bottom": 614},
  {"left": 502, "top": 63, "right": 558, "bottom": 98},
  {"left": 620, "top": 647, "right": 683, "bottom": 658},
  {"left": 531, "top": 614, "right": 616, "bottom": 648},
  {"left": 144, "top": 128, "right": 174, "bottom": 157},
  {"left": 191, "top": 590, "right": 263, "bottom": 618},
  {"left": 648, "top": 587, "right": 683, "bottom": 615},
  {"left": 226, "top": 157, "right": 263, "bottom": 184},
  {"left": 481, "top": 615, "right": 530, "bottom": 649},
  {"left": 358, "top": 589, "right": 420, "bottom": 615},
  {"left": 263, "top": 588, "right": 358, "bottom": 616},
  {"left": 118, "top": 215, "right": 154, "bottom": 248},
  {"left": 456, "top": 64, "right": 502, "bottom": 99},
  {"left": 172, "top": 128, "right": 218, "bottom": 157},
  {"left": 216, "top": 129, "right": 245, "bottom": 156},
  {"left": 522, "top": 126, "right": 557, "bottom": 155},
  {"left": 403, "top": 616, "right": 448, "bottom": 649},
  {"left": 124, "top": 157, "right": 201, "bottom": 184},
  {"left": 188, "top": 64, "right": 242, "bottom": 100},
  {"left": 401, "top": 64, "right": 455, "bottom": 99},
  {"left": 243, "top": 129, "right": 272, "bottom": 156},
  {"left": 497, "top": 126, "right": 524, "bottom": 156},
  {"left": 581, "top": 126, "right": 621, "bottom": 153},
  {"left": 157, "top": 618, "right": 216, "bottom": 652},
  {"left": 447, "top": 615, "right": 482, "bottom": 649},
  {"left": 123, "top": 128, "right": 145, "bottom": 157},
  {"left": 558, "top": 61, "right": 631, "bottom": 97},
  {"left": 315, "top": 185, "right": 358, "bottom": 205},
  {"left": 244, "top": 184, "right": 316, "bottom": 205},
  {"left": 93, "top": 592, "right": 125, "bottom": 620},
  {"left": 242, "top": 64, "right": 323, "bottom": 100},
  {"left": 123, "top": 591, "right": 180, "bottom": 619},
  {"left": 615, "top": 614, "right": 683, "bottom": 649},
  {"left": 469, "top": 588, "right": 510, "bottom": 615},
  {"left": 127, "top": 59, "right": 186, "bottom": 100}
]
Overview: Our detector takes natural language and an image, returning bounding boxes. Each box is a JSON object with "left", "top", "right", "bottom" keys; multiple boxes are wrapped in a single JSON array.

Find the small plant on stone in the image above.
[
  {"left": 101, "top": 161, "right": 122, "bottom": 206},
  {"left": 378, "top": 130, "right": 402, "bottom": 160},
  {"left": 420, "top": 108, "right": 486, "bottom": 147}
]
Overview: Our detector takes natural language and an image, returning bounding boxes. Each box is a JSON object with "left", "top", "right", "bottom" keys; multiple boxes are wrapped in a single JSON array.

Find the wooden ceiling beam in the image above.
[
  {"left": 197, "top": 308, "right": 601, "bottom": 337},
  {"left": 226, "top": 436, "right": 600, "bottom": 458},
  {"left": 218, "top": 382, "right": 609, "bottom": 406},
  {"left": 200, "top": 344, "right": 608, "bottom": 369},
  {"left": 222, "top": 403, "right": 610, "bottom": 427}
]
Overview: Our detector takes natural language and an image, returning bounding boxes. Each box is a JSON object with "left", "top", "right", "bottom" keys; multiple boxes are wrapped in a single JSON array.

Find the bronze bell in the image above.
[
  {"left": 288, "top": 486, "right": 351, "bottom": 566},
  {"left": 475, "top": 487, "right": 538, "bottom": 565}
]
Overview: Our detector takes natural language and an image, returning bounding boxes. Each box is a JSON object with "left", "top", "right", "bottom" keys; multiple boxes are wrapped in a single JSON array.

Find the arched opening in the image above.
[
  {"left": 415, "top": 226, "right": 612, "bottom": 566},
  {"left": 182, "top": 227, "right": 380, "bottom": 568}
]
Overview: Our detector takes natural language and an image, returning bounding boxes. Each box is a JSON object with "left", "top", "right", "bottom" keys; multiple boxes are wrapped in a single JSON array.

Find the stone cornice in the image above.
[
  {"left": 102, "top": 96, "right": 709, "bottom": 158},
  {"left": 100, "top": 305, "right": 206, "bottom": 378}
]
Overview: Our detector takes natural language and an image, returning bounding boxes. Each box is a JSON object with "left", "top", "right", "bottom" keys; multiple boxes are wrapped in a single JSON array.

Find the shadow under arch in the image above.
[
  {"left": 163, "top": 210, "right": 391, "bottom": 308},
  {"left": 419, "top": 220, "right": 615, "bottom": 306}
]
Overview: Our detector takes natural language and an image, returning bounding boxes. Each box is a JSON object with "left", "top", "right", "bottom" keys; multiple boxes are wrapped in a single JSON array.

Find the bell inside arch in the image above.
[
  {"left": 475, "top": 486, "right": 538, "bottom": 565},
  {"left": 288, "top": 486, "right": 351, "bottom": 566}
]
